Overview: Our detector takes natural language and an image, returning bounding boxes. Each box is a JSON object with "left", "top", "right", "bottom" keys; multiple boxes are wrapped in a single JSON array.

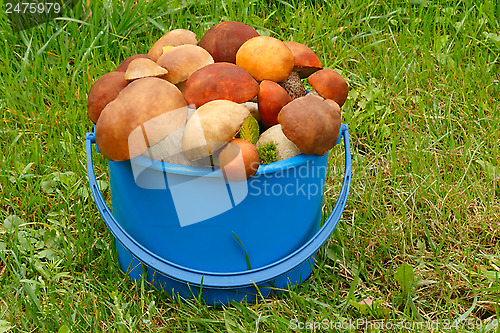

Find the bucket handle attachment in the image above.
[{"left": 86, "top": 125, "right": 351, "bottom": 288}]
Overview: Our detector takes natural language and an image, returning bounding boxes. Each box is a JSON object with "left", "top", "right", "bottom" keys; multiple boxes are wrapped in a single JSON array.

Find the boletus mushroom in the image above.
[
  {"left": 283, "top": 41, "right": 323, "bottom": 79},
  {"left": 87, "top": 71, "right": 128, "bottom": 124},
  {"left": 219, "top": 138, "right": 260, "bottom": 182},
  {"left": 124, "top": 58, "right": 168, "bottom": 81},
  {"left": 116, "top": 54, "right": 151, "bottom": 72},
  {"left": 278, "top": 94, "right": 340, "bottom": 156},
  {"left": 183, "top": 62, "right": 259, "bottom": 108},
  {"left": 258, "top": 80, "right": 292, "bottom": 127},
  {"left": 307, "top": 68, "right": 349, "bottom": 107},
  {"left": 148, "top": 29, "right": 198, "bottom": 62},
  {"left": 236, "top": 36, "right": 295, "bottom": 82},
  {"left": 324, "top": 99, "right": 342, "bottom": 118},
  {"left": 95, "top": 77, "right": 188, "bottom": 161},
  {"left": 156, "top": 45, "right": 214, "bottom": 85},
  {"left": 198, "top": 21, "right": 259, "bottom": 63},
  {"left": 182, "top": 100, "right": 249, "bottom": 160}
]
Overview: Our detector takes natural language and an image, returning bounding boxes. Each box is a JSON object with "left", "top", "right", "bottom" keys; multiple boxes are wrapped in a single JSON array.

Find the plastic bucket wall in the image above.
[
  {"left": 86, "top": 124, "right": 352, "bottom": 305},
  {"left": 109, "top": 149, "right": 328, "bottom": 273}
]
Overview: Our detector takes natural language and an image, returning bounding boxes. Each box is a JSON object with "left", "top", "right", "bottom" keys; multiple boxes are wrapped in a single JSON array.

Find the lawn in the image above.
[{"left": 0, "top": 0, "right": 499, "bottom": 332}]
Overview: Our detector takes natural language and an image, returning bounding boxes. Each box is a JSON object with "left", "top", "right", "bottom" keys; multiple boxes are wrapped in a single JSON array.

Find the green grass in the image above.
[{"left": 0, "top": 0, "right": 499, "bottom": 331}]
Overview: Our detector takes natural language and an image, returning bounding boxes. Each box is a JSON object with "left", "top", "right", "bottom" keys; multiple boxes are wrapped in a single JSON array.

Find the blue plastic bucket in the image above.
[{"left": 86, "top": 124, "right": 351, "bottom": 305}]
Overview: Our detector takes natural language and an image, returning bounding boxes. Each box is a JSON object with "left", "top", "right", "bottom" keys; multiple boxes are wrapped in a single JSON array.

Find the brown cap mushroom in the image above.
[
  {"left": 258, "top": 80, "right": 292, "bottom": 127},
  {"left": 95, "top": 77, "right": 188, "bottom": 161},
  {"left": 116, "top": 54, "right": 151, "bottom": 72},
  {"left": 148, "top": 29, "right": 198, "bottom": 62},
  {"left": 156, "top": 45, "right": 214, "bottom": 84},
  {"left": 182, "top": 100, "right": 249, "bottom": 160},
  {"left": 198, "top": 21, "right": 259, "bottom": 63},
  {"left": 87, "top": 71, "right": 128, "bottom": 124},
  {"left": 278, "top": 94, "right": 340, "bottom": 155},
  {"left": 324, "top": 99, "right": 342, "bottom": 118},
  {"left": 219, "top": 138, "right": 260, "bottom": 182},
  {"left": 236, "top": 36, "right": 295, "bottom": 82},
  {"left": 307, "top": 68, "right": 349, "bottom": 107},
  {"left": 124, "top": 58, "right": 168, "bottom": 81},
  {"left": 283, "top": 41, "right": 323, "bottom": 78},
  {"left": 183, "top": 62, "right": 259, "bottom": 108}
]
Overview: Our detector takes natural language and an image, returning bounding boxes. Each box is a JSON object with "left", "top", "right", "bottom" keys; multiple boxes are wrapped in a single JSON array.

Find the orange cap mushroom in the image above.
[
  {"left": 219, "top": 138, "right": 260, "bottom": 182},
  {"left": 183, "top": 62, "right": 259, "bottom": 108},
  {"left": 283, "top": 41, "right": 323, "bottom": 78},
  {"left": 307, "top": 69, "right": 349, "bottom": 107},
  {"left": 258, "top": 80, "right": 292, "bottom": 127},
  {"left": 236, "top": 36, "right": 295, "bottom": 82}
]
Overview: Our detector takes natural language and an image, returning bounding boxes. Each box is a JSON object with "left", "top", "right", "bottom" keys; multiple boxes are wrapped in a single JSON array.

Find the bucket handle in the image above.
[{"left": 86, "top": 124, "right": 351, "bottom": 288}]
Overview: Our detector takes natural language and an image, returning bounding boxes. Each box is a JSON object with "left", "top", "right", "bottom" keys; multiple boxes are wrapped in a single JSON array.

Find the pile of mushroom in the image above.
[{"left": 87, "top": 21, "right": 348, "bottom": 182}]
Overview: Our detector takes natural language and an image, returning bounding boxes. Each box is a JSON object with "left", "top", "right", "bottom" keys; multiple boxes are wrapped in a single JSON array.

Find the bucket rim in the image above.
[{"left": 128, "top": 151, "right": 324, "bottom": 177}]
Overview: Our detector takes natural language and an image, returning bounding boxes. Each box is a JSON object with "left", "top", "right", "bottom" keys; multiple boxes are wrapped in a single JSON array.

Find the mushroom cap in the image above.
[
  {"left": 198, "top": 21, "right": 259, "bottom": 63},
  {"left": 182, "top": 100, "right": 249, "bottom": 160},
  {"left": 87, "top": 71, "right": 128, "bottom": 124},
  {"left": 256, "top": 124, "right": 301, "bottom": 161},
  {"left": 283, "top": 41, "right": 323, "bottom": 78},
  {"left": 258, "top": 80, "right": 292, "bottom": 127},
  {"left": 124, "top": 58, "right": 168, "bottom": 80},
  {"left": 156, "top": 45, "right": 214, "bottom": 84},
  {"left": 305, "top": 90, "right": 325, "bottom": 100},
  {"left": 184, "top": 62, "right": 259, "bottom": 108},
  {"left": 307, "top": 68, "right": 349, "bottom": 107},
  {"left": 148, "top": 29, "right": 198, "bottom": 62},
  {"left": 278, "top": 95, "right": 340, "bottom": 155},
  {"left": 324, "top": 99, "right": 342, "bottom": 118},
  {"left": 219, "top": 138, "right": 260, "bottom": 182},
  {"left": 116, "top": 54, "right": 151, "bottom": 72},
  {"left": 236, "top": 36, "right": 295, "bottom": 82},
  {"left": 95, "top": 77, "right": 188, "bottom": 161}
]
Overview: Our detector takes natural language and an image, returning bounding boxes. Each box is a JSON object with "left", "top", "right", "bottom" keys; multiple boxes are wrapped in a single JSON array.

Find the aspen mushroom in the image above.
[
  {"left": 124, "top": 58, "right": 168, "bottom": 81},
  {"left": 183, "top": 62, "right": 259, "bottom": 108},
  {"left": 87, "top": 71, "right": 128, "bottom": 124},
  {"left": 278, "top": 94, "right": 340, "bottom": 156},
  {"left": 148, "top": 29, "right": 198, "bottom": 62},
  {"left": 95, "top": 77, "right": 188, "bottom": 161},
  {"left": 236, "top": 36, "right": 294, "bottom": 82},
  {"left": 257, "top": 80, "right": 292, "bottom": 127},
  {"left": 182, "top": 100, "right": 249, "bottom": 160},
  {"left": 156, "top": 45, "right": 214, "bottom": 85},
  {"left": 283, "top": 41, "right": 323, "bottom": 78},
  {"left": 115, "top": 54, "right": 151, "bottom": 72},
  {"left": 307, "top": 68, "right": 349, "bottom": 107},
  {"left": 198, "top": 21, "right": 259, "bottom": 63},
  {"left": 219, "top": 138, "right": 260, "bottom": 182}
]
